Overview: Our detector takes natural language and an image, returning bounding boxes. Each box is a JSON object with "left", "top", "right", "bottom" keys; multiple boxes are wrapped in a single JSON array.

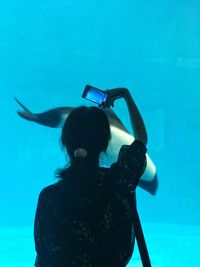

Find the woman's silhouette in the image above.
[{"left": 34, "top": 88, "right": 156, "bottom": 267}]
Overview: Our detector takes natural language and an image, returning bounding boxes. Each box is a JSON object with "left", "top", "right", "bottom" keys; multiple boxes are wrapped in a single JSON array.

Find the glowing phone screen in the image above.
[{"left": 85, "top": 86, "right": 108, "bottom": 105}]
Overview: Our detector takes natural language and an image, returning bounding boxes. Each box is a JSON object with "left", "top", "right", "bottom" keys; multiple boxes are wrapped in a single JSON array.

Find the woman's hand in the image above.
[
  {"left": 100, "top": 88, "right": 129, "bottom": 108},
  {"left": 101, "top": 86, "right": 148, "bottom": 145}
]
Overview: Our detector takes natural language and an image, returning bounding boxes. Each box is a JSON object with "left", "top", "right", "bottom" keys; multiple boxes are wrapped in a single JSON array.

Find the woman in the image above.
[{"left": 34, "top": 88, "right": 152, "bottom": 267}]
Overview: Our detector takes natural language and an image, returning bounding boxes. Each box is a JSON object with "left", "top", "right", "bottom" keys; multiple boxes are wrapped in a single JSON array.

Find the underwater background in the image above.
[{"left": 0, "top": 0, "right": 199, "bottom": 266}]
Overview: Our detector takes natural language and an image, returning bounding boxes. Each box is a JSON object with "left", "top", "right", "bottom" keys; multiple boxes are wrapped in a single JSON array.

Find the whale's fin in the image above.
[
  {"left": 14, "top": 97, "right": 37, "bottom": 121},
  {"left": 15, "top": 98, "right": 73, "bottom": 128}
]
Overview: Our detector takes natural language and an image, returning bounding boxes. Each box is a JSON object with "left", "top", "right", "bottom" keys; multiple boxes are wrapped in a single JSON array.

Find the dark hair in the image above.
[{"left": 56, "top": 106, "right": 111, "bottom": 179}]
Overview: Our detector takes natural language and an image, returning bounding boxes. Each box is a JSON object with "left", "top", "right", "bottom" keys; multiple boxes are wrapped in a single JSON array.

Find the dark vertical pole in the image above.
[{"left": 130, "top": 192, "right": 152, "bottom": 267}]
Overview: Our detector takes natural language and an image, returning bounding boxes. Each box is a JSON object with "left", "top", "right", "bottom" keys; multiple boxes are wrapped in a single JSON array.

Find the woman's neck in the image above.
[{"left": 72, "top": 156, "right": 99, "bottom": 168}]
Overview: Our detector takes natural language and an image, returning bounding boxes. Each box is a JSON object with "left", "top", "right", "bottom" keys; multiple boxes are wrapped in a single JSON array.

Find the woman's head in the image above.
[{"left": 61, "top": 106, "right": 111, "bottom": 163}]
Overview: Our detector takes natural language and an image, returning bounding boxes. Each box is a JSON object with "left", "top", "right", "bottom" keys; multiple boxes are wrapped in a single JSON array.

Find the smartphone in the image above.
[{"left": 82, "top": 85, "right": 108, "bottom": 105}]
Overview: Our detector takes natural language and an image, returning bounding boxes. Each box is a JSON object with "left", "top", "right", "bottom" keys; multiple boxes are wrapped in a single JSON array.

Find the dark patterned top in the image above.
[{"left": 34, "top": 140, "right": 147, "bottom": 267}]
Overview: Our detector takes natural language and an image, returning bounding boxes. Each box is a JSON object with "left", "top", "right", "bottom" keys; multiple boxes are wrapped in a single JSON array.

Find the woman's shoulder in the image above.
[{"left": 38, "top": 181, "right": 63, "bottom": 200}]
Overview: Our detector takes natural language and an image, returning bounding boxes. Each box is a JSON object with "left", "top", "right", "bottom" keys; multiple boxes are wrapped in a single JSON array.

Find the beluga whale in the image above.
[{"left": 15, "top": 98, "right": 158, "bottom": 195}]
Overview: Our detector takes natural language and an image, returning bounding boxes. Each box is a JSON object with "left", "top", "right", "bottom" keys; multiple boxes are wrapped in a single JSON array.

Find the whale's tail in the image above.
[{"left": 14, "top": 97, "right": 37, "bottom": 121}]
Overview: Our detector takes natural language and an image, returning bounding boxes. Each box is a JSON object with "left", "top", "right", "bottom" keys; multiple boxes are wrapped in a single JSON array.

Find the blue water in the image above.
[{"left": 0, "top": 0, "right": 200, "bottom": 266}]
